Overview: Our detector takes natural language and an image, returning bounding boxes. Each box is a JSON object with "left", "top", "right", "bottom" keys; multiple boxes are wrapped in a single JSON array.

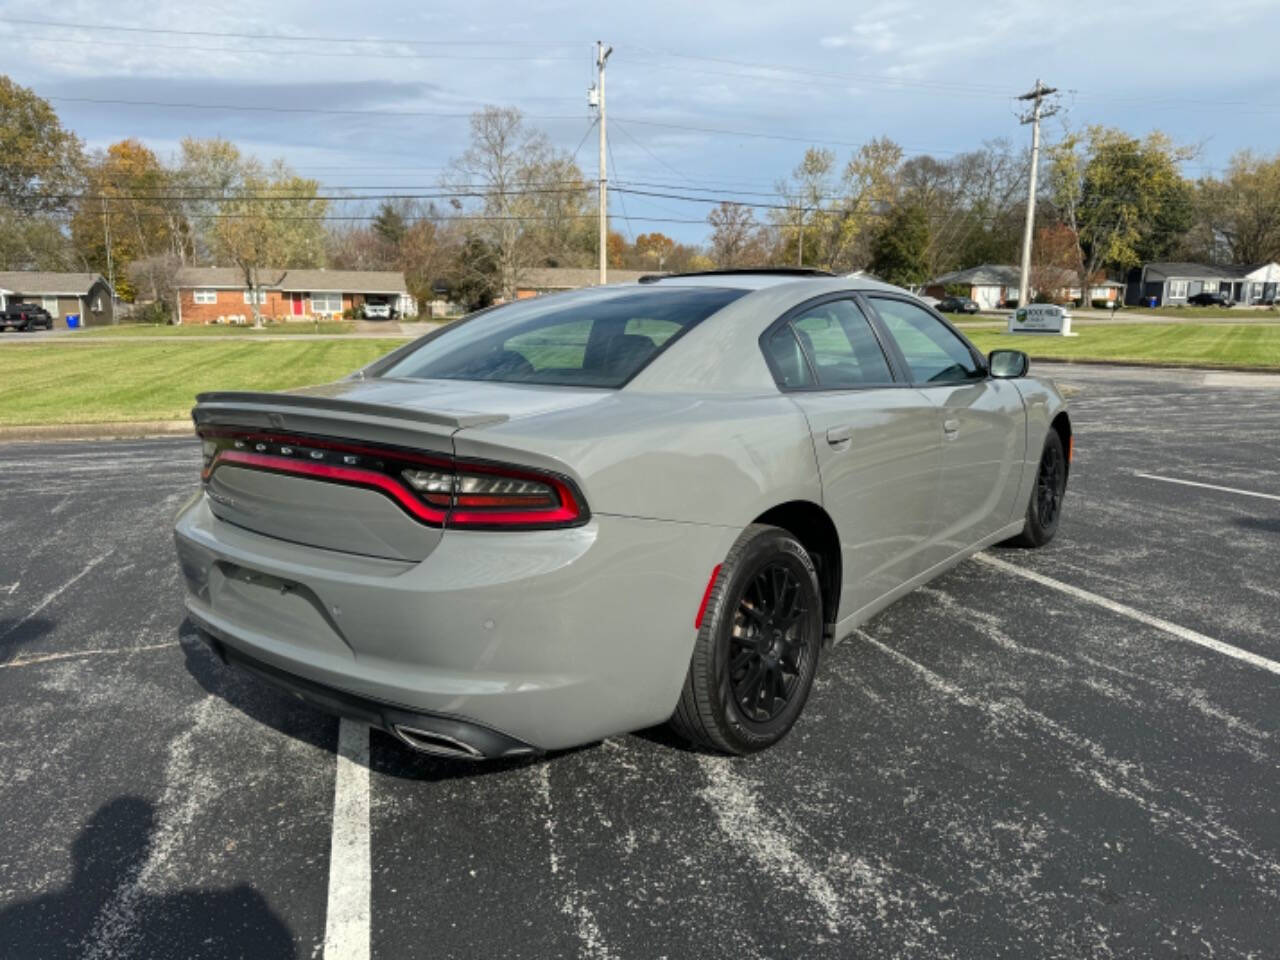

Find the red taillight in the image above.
[{"left": 198, "top": 428, "right": 587, "bottom": 530}]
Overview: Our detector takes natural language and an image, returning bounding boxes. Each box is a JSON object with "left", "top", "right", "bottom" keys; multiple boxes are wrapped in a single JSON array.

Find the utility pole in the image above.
[
  {"left": 1015, "top": 79, "right": 1058, "bottom": 310},
  {"left": 590, "top": 41, "right": 613, "bottom": 285},
  {"left": 101, "top": 196, "right": 115, "bottom": 299}
]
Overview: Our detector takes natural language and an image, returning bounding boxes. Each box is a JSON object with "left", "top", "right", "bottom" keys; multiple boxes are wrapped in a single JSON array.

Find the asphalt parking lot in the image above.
[{"left": 1, "top": 362, "right": 1278, "bottom": 960}]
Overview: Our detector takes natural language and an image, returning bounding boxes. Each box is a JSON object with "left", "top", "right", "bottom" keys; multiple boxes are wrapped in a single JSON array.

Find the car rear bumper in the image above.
[{"left": 174, "top": 494, "right": 737, "bottom": 752}]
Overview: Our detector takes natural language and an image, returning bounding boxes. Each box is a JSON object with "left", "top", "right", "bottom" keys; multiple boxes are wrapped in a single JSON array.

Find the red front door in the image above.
[{"left": 290, "top": 293, "right": 304, "bottom": 316}]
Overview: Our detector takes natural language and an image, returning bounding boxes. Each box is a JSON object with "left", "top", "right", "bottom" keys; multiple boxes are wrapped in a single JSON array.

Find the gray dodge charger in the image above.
[{"left": 174, "top": 269, "right": 1071, "bottom": 759}]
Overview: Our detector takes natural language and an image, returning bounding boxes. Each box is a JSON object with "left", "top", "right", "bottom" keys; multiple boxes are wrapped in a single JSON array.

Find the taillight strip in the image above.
[
  {"left": 210, "top": 450, "right": 448, "bottom": 525},
  {"left": 199, "top": 429, "right": 588, "bottom": 530}
]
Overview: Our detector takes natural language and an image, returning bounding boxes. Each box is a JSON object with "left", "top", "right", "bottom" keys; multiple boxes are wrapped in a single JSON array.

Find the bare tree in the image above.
[
  {"left": 707, "top": 202, "right": 761, "bottom": 267},
  {"left": 445, "top": 107, "right": 588, "bottom": 300}
]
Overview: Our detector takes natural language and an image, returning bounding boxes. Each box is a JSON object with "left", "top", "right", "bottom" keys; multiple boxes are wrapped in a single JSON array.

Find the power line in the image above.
[
  {"left": 1, "top": 32, "right": 583, "bottom": 62},
  {"left": 0, "top": 16, "right": 588, "bottom": 47}
]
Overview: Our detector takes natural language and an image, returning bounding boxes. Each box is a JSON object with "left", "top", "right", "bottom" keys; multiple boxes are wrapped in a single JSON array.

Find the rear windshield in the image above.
[{"left": 379, "top": 286, "right": 746, "bottom": 388}]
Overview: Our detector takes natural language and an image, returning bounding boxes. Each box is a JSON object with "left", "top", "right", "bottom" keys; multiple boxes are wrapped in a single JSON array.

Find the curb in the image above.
[
  {"left": 1030, "top": 357, "right": 1280, "bottom": 376},
  {"left": 0, "top": 420, "right": 193, "bottom": 443}
]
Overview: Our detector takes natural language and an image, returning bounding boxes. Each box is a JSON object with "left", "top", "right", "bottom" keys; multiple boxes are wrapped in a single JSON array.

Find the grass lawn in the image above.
[
  {"left": 965, "top": 323, "right": 1280, "bottom": 371},
  {"left": 1117, "top": 305, "right": 1280, "bottom": 321},
  {"left": 83, "top": 321, "right": 360, "bottom": 336},
  {"left": 0, "top": 340, "right": 404, "bottom": 426}
]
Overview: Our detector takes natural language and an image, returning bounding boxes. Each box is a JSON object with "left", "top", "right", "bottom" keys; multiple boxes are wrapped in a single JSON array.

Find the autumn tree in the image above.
[
  {"left": 634, "top": 232, "right": 675, "bottom": 270},
  {"left": 70, "top": 139, "right": 183, "bottom": 301},
  {"left": 1049, "top": 127, "right": 1193, "bottom": 304}
]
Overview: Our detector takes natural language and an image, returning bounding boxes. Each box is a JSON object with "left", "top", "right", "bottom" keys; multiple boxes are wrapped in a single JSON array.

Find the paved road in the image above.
[{"left": 1, "top": 363, "right": 1278, "bottom": 959}]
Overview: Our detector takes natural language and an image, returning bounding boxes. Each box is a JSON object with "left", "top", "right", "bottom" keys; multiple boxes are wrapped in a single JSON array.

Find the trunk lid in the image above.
[{"left": 192, "top": 378, "right": 608, "bottom": 560}]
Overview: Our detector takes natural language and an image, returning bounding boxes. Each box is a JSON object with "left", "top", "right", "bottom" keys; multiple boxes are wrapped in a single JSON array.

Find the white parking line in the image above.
[
  {"left": 975, "top": 554, "right": 1280, "bottom": 678},
  {"left": 324, "top": 719, "right": 371, "bottom": 960},
  {"left": 1134, "top": 472, "right": 1280, "bottom": 502}
]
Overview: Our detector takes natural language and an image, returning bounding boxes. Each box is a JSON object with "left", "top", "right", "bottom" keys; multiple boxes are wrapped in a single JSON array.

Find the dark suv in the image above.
[
  {"left": 937, "top": 296, "right": 980, "bottom": 315},
  {"left": 0, "top": 302, "right": 55, "bottom": 332},
  {"left": 1187, "top": 290, "right": 1232, "bottom": 307}
]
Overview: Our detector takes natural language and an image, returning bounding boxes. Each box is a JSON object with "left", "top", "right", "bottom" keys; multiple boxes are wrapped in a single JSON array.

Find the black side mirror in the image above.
[{"left": 988, "top": 349, "right": 1029, "bottom": 379}]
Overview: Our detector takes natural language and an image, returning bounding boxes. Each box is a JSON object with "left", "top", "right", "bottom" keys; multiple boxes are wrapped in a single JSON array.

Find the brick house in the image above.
[
  {"left": 174, "top": 267, "right": 415, "bottom": 324},
  {"left": 0, "top": 272, "right": 116, "bottom": 325}
]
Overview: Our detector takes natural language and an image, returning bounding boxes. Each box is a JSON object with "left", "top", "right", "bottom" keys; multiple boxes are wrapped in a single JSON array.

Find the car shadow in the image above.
[
  {"left": 178, "top": 617, "right": 581, "bottom": 783},
  {"left": 0, "top": 795, "right": 295, "bottom": 959},
  {"left": 1233, "top": 515, "right": 1280, "bottom": 535},
  {"left": 0, "top": 615, "right": 56, "bottom": 661}
]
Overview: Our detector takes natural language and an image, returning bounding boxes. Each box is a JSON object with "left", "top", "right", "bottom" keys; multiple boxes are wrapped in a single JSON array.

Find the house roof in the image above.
[
  {"left": 0, "top": 272, "right": 111, "bottom": 296},
  {"left": 176, "top": 267, "right": 407, "bottom": 294},
  {"left": 1141, "top": 262, "right": 1243, "bottom": 281},
  {"left": 518, "top": 267, "right": 649, "bottom": 290},
  {"left": 930, "top": 264, "right": 1122, "bottom": 288}
]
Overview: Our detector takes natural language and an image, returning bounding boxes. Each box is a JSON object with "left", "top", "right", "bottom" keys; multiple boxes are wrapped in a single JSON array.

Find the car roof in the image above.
[{"left": 637, "top": 268, "right": 914, "bottom": 296}]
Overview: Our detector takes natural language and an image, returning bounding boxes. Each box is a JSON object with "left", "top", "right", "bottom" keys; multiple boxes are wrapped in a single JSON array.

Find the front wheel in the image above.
[
  {"left": 1007, "top": 430, "right": 1067, "bottom": 547},
  {"left": 669, "top": 524, "right": 823, "bottom": 755}
]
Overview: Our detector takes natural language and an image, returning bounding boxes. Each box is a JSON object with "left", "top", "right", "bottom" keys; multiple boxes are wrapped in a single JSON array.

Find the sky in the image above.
[{"left": 5, "top": 0, "right": 1280, "bottom": 244}]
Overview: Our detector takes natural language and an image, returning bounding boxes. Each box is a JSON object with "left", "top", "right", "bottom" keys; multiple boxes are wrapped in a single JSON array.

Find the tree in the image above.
[
  {"left": 868, "top": 204, "right": 929, "bottom": 287},
  {"left": 445, "top": 106, "right": 588, "bottom": 299},
  {"left": 0, "top": 76, "right": 84, "bottom": 217},
  {"left": 70, "top": 139, "right": 181, "bottom": 301},
  {"left": 213, "top": 159, "right": 327, "bottom": 325},
  {"left": 634, "top": 232, "right": 675, "bottom": 270},
  {"left": 1049, "top": 127, "right": 1193, "bottom": 304},
  {"left": 1196, "top": 151, "right": 1280, "bottom": 263},
  {"left": 127, "top": 253, "right": 183, "bottom": 321},
  {"left": 707, "top": 203, "right": 762, "bottom": 267},
  {"left": 372, "top": 202, "right": 408, "bottom": 246}
]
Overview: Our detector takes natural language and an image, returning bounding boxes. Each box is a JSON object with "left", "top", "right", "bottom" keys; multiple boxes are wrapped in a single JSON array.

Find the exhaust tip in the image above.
[{"left": 393, "top": 724, "right": 486, "bottom": 760}]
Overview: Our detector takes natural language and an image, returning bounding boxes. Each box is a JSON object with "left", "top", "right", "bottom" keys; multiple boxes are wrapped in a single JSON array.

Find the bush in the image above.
[
  {"left": 342, "top": 307, "right": 360, "bottom": 320},
  {"left": 122, "top": 301, "right": 173, "bottom": 325}
]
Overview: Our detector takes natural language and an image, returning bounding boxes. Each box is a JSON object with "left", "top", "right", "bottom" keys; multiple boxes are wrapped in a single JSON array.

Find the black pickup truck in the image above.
[{"left": 0, "top": 302, "right": 55, "bottom": 332}]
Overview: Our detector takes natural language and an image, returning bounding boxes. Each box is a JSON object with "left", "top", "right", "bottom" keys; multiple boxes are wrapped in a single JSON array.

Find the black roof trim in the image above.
[{"left": 638, "top": 267, "right": 835, "bottom": 284}]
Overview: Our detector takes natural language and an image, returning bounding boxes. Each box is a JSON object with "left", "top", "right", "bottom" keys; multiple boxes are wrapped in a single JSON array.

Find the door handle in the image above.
[
  {"left": 826, "top": 425, "right": 853, "bottom": 447},
  {"left": 943, "top": 418, "right": 960, "bottom": 439}
]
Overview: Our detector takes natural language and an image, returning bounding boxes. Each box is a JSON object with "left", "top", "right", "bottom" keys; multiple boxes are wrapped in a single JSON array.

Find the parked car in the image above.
[
  {"left": 176, "top": 269, "right": 1071, "bottom": 759},
  {"left": 361, "top": 300, "right": 393, "bottom": 320},
  {"left": 937, "top": 296, "right": 980, "bottom": 314},
  {"left": 1187, "top": 291, "right": 1233, "bottom": 307},
  {"left": 0, "top": 302, "right": 55, "bottom": 332}
]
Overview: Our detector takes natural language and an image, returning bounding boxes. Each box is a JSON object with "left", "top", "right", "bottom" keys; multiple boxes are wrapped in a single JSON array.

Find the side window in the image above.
[
  {"left": 766, "top": 298, "right": 894, "bottom": 389},
  {"left": 870, "top": 298, "right": 983, "bottom": 384},
  {"left": 763, "top": 326, "right": 814, "bottom": 388}
]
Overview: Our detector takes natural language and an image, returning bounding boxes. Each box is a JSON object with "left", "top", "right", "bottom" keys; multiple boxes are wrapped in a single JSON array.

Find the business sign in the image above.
[{"left": 1009, "top": 304, "right": 1074, "bottom": 336}]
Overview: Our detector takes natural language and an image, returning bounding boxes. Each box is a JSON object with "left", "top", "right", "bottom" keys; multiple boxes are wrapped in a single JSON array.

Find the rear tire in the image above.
[
  {"left": 669, "top": 524, "right": 823, "bottom": 755},
  {"left": 1007, "top": 430, "right": 1067, "bottom": 548}
]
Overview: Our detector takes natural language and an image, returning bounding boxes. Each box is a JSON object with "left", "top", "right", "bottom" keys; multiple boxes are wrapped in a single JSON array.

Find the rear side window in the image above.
[
  {"left": 763, "top": 298, "right": 895, "bottom": 389},
  {"left": 380, "top": 286, "right": 745, "bottom": 388},
  {"left": 869, "top": 297, "right": 983, "bottom": 384}
]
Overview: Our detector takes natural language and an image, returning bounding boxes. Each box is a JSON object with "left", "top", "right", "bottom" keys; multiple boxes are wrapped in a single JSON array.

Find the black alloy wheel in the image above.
[
  {"left": 729, "top": 562, "right": 812, "bottom": 724},
  {"left": 1035, "top": 438, "right": 1065, "bottom": 529},
  {"left": 1007, "top": 429, "right": 1068, "bottom": 548},
  {"left": 670, "top": 524, "right": 823, "bottom": 754}
]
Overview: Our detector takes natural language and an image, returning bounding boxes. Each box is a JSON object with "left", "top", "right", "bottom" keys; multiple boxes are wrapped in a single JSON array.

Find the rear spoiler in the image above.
[{"left": 193, "top": 391, "right": 508, "bottom": 431}]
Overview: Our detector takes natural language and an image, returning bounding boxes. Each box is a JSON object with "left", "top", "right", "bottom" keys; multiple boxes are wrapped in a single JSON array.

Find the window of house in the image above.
[
  {"left": 1168, "top": 280, "right": 1188, "bottom": 299},
  {"left": 1250, "top": 283, "right": 1263, "bottom": 300},
  {"left": 193, "top": 289, "right": 217, "bottom": 304},
  {"left": 310, "top": 292, "right": 342, "bottom": 315},
  {"left": 243, "top": 289, "right": 268, "bottom": 304},
  {"left": 1202, "top": 280, "right": 1218, "bottom": 294},
  {"left": 42, "top": 296, "right": 59, "bottom": 316},
  {"left": 93, "top": 296, "right": 103, "bottom": 313}
]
